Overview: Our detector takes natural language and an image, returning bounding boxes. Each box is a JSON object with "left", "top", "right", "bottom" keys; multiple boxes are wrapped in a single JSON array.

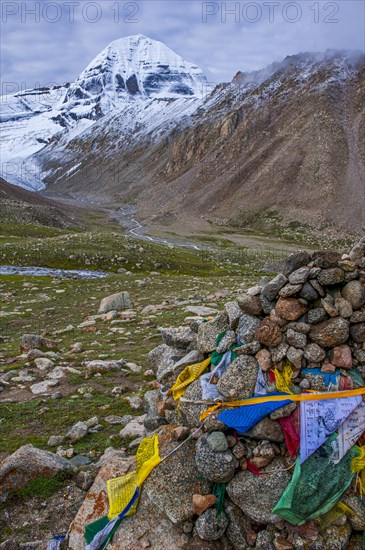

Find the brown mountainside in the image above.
[
  {"left": 43, "top": 51, "right": 365, "bottom": 234},
  {"left": 0, "top": 178, "right": 76, "bottom": 229}
]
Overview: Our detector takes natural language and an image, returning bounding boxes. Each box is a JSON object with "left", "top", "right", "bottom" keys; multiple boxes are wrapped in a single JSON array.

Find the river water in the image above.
[{"left": 0, "top": 265, "right": 109, "bottom": 279}]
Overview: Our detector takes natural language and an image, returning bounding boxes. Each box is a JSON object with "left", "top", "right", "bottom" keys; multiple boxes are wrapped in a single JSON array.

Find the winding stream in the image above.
[
  {"left": 113, "top": 205, "right": 204, "bottom": 251},
  {"left": 0, "top": 265, "right": 109, "bottom": 278}
]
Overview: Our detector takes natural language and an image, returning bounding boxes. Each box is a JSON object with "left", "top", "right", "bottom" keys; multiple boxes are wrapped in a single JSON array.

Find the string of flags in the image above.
[
  {"left": 83, "top": 331, "right": 365, "bottom": 549},
  {"left": 85, "top": 434, "right": 161, "bottom": 550},
  {"left": 84, "top": 426, "right": 203, "bottom": 550}
]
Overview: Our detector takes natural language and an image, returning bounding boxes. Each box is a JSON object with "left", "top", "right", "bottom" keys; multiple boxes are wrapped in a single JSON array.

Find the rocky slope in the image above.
[
  {"left": 0, "top": 177, "right": 75, "bottom": 229},
  {"left": 42, "top": 50, "right": 365, "bottom": 235},
  {"left": 1, "top": 43, "right": 364, "bottom": 234}
]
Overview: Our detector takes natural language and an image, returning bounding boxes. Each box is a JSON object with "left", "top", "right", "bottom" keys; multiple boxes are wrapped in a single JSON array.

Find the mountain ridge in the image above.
[
  {"left": 0, "top": 38, "right": 364, "bottom": 234},
  {"left": 42, "top": 48, "right": 365, "bottom": 234}
]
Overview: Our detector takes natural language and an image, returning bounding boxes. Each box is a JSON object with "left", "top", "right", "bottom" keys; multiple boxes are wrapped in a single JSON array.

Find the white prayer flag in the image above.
[
  {"left": 330, "top": 401, "right": 365, "bottom": 464},
  {"left": 300, "top": 396, "right": 362, "bottom": 463},
  {"left": 254, "top": 368, "right": 268, "bottom": 396}
]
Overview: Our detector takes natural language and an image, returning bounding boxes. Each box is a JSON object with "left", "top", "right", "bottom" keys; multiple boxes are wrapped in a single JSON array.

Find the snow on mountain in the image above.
[
  {"left": 0, "top": 86, "right": 69, "bottom": 190},
  {"left": 1, "top": 42, "right": 361, "bottom": 195},
  {"left": 199, "top": 49, "right": 363, "bottom": 123},
  {"left": 0, "top": 35, "right": 207, "bottom": 190},
  {"left": 38, "top": 94, "right": 202, "bottom": 190},
  {"left": 64, "top": 34, "right": 206, "bottom": 114}
]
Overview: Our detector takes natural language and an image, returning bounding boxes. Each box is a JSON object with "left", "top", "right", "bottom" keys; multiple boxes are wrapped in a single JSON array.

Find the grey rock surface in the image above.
[
  {"left": 98, "top": 291, "right": 132, "bottom": 313},
  {"left": 226, "top": 457, "right": 291, "bottom": 523},
  {"left": 225, "top": 301, "right": 242, "bottom": 329},
  {"left": 0, "top": 445, "right": 75, "bottom": 499},
  {"left": 217, "top": 355, "right": 258, "bottom": 400},
  {"left": 195, "top": 508, "right": 229, "bottom": 541},
  {"left": 207, "top": 431, "right": 228, "bottom": 453},
  {"left": 261, "top": 274, "right": 288, "bottom": 301},
  {"left": 197, "top": 314, "right": 229, "bottom": 353},
  {"left": 195, "top": 434, "right": 236, "bottom": 483},
  {"left": 145, "top": 428, "right": 207, "bottom": 524},
  {"left": 159, "top": 326, "right": 197, "bottom": 348}
]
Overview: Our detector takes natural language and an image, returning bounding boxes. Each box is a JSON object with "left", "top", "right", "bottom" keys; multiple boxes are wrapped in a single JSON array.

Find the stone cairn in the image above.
[{"left": 141, "top": 237, "right": 365, "bottom": 549}]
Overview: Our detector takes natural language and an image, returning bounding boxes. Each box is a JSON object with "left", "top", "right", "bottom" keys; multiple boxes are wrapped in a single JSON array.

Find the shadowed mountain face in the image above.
[
  {"left": 1, "top": 40, "right": 364, "bottom": 234},
  {"left": 63, "top": 34, "right": 207, "bottom": 106}
]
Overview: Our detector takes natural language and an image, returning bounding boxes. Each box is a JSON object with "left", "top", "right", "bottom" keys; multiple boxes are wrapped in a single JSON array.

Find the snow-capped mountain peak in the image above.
[
  {"left": 0, "top": 35, "right": 207, "bottom": 190},
  {"left": 63, "top": 34, "right": 207, "bottom": 114}
]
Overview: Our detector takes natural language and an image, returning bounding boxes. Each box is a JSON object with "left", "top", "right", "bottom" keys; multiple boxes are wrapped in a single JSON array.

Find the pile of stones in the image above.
[{"left": 140, "top": 237, "right": 365, "bottom": 549}]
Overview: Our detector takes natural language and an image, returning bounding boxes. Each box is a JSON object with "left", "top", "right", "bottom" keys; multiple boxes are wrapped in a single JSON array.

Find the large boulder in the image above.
[
  {"left": 20, "top": 334, "right": 58, "bottom": 353},
  {"left": 34, "top": 357, "right": 54, "bottom": 371},
  {"left": 144, "top": 426, "right": 207, "bottom": 524},
  {"left": 237, "top": 294, "right": 263, "bottom": 316},
  {"left": 197, "top": 314, "right": 229, "bottom": 353},
  {"left": 217, "top": 356, "right": 259, "bottom": 400},
  {"left": 112, "top": 495, "right": 187, "bottom": 549},
  {"left": 159, "top": 326, "right": 197, "bottom": 349},
  {"left": 261, "top": 274, "right": 288, "bottom": 301},
  {"left": 67, "top": 454, "right": 135, "bottom": 548},
  {"left": 317, "top": 268, "right": 345, "bottom": 286},
  {"left": 222, "top": 301, "right": 241, "bottom": 329},
  {"left": 226, "top": 458, "right": 291, "bottom": 523},
  {"left": 300, "top": 281, "right": 319, "bottom": 302},
  {"left": 309, "top": 317, "right": 349, "bottom": 347},
  {"left": 237, "top": 314, "right": 260, "bottom": 343},
  {"left": 119, "top": 415, "right": 146, "bottom": 439},
  {"left": 282, "top": 251, "right": 311, "bottom": 276},
  {"left": 341, "top": 281, "right": 365, "bottom": 310},
  {"left": 275, "top": 298, "right": 307, "bottom": 321},
  {"left": 312, "top": 250, "right": 341, "bottom": 268},
  {"left": 30, "top": 379, "right": 59, "bottom": 395},
  {"left": 0, "top": 445, "right": 75, "bottom": 499},
  {"left": 195, "top": 434, "right": 236, "bottom": 483},
  {"left": 147, "top": 344, "right": 186, "bottom": 386},
  {"left": 288, "top": 267, "right": 310, "bottom": 285},
  {"left": 98, "top": 291, "right": 132, "bottom": 313},
  {"left": 256, "top": 319, "right": 282, "bottom": 347}
]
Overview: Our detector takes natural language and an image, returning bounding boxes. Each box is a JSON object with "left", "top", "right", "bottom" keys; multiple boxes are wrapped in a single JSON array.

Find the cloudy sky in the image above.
[{"left": 1, "top": 0, "right": 364, "bottom": 93}]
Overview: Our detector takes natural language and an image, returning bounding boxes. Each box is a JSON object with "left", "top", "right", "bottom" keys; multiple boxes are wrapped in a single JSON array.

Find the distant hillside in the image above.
[{"left": 0, "top": 178, "right": 75, "bottom": 229}]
